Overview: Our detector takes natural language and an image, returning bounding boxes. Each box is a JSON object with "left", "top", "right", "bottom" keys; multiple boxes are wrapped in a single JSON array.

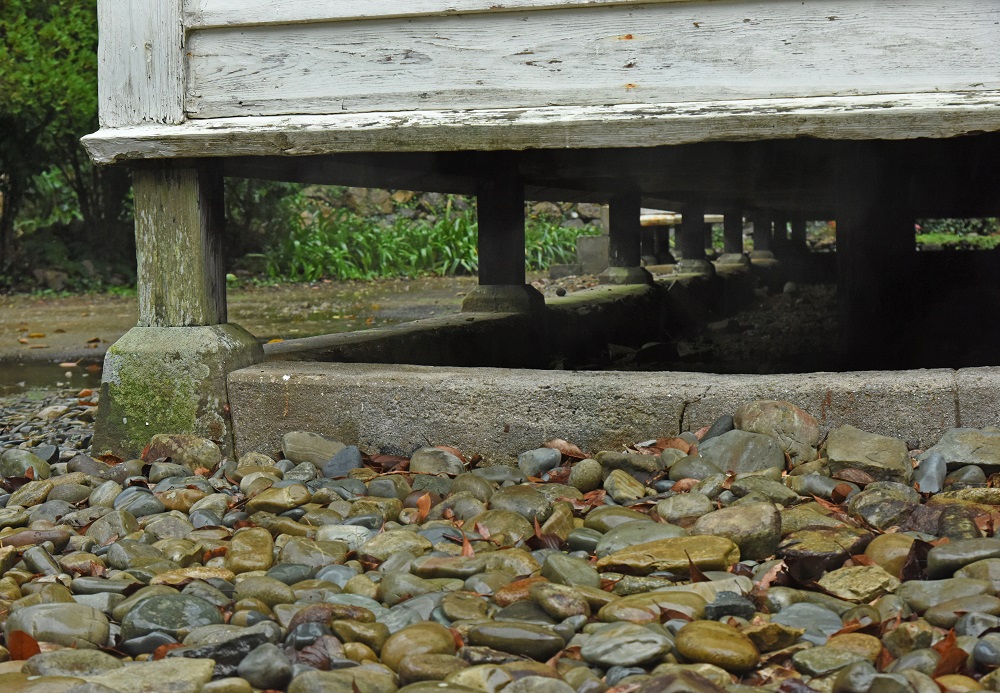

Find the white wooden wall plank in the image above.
[
  {"left": 82, "top": 90, "right": 1000, "bottom": 165},
  {"left": 98, "top": 0, "right": 185, "bottom": 127},
  {"left": 184, "top": 0, "right": 697, "bottom": 29},
  {"left": 183, "top": 0, "right": 1000, "bottom": 120}
]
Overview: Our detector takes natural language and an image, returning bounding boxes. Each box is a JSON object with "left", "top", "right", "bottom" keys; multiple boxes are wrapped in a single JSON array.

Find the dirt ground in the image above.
[{"left": 0, "top": 273, "right": 843, "bottom": 393}]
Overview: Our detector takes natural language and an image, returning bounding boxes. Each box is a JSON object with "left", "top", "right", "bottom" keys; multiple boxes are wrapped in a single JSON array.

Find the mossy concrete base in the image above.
[
  {"left": 598, "top": 266, "right": 654, "bottom": 285},
  {"left": 93, "top": 324, "right": 263, "bottom": 459},
  {"left": 717, "top": 253, "right": 751, "bottom": 267},
  {"left": 461, "top": 284, "right": 545, "bottom": 314},
  {"left": 673, "top": 259, "right": 717, "bottom": 276}
]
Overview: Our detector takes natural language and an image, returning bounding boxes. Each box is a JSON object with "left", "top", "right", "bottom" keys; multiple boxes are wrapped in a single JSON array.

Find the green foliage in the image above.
[
  {"left": 15, "top": 168, "right": 83, "bottom": 234},
  {"left": 915, "top": 232, "right": 1000, "bottom": 250},
  {"left": 265, "top": 196, "right": 595, "bottom": 282},
  {"left": 0, "top": 0, "right": 102, "bottom": 267},
  {"left": 914, "top": 218, "right": 1000, "bottom": 250},
  {"left": 224, "top": 179, "right": 304, "bottom": 259},
  {"left": 917, "top": 218, "right": 999, "bottom": 237}
]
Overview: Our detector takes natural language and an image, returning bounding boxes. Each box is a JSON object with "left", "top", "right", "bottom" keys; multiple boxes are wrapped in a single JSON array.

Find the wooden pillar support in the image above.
[
  {"left": 133, "top": 164, "right": 227, "bottom": 326},
  {"left": 836, "top": 142, "right": 915, "bottom": 366},
  {"left": 463, "top": 154, "right": 544, "bottom": 311},
  {"left": 94, "top": 162, "right": 262, "bottom": 459},
  {"left": 718, "top": 209, "right": 751, "bottom": 266},
  {"left": 723, "top": 210, "right": 744, "bottom": 255},
  {"left": 772, "top": 216, "right": 790, "bottom": 258},
  {"left": 675, "top": 202, "right": 715, "bottom": 275},
  {"left": 607, "top": 190, "right": 642, "bottom": 268},
  {"left": 476, "top": 157, "right": 526, "bottom": 287},
  {"left": 599, "top": 189, "right": 652, "bottom": 284},
  {"left": 750, "top": 212, "right": 775, "bottom": 260},
  {"left": 790, "top": 215, "right": 808, "bottom": 254}
]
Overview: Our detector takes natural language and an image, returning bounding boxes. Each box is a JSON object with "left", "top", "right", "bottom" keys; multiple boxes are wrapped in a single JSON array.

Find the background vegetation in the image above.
[{"left": 1, "top": 2, "right": 997, "bottom": 293}]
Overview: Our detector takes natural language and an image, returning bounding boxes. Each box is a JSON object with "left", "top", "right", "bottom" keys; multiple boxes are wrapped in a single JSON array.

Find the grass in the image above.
[{"left": 265, "top": 198, "right": 598, "bottom": 282}]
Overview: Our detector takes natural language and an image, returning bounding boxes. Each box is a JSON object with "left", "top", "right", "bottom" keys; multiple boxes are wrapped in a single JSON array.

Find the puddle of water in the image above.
[
  {"left": 0, "top": 275, "right": 484, "bottom": 395},
  {"left": 0, "top": 363, "right": 102, "bottom": 397}
]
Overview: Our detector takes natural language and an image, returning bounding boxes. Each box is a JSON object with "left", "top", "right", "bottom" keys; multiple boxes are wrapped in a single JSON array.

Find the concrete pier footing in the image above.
[{"left": 229, "top": 361, "right": 998, "bottom": 464}]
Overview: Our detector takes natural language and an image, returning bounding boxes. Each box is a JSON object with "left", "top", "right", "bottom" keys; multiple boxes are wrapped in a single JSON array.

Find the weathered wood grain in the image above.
[
  {"left": 184, "top": 0, "right": 697, "bottom": 28},
  {"left": 132, "top": 166, "right": 226, "bottom": 327},
  {"left": 81, "top": 90, "right": 1000, "bottom": 165},
  {"left": 184, "top": 0, "right": 1000, "bottom": 119},
  {"left": 97, "top": 0, "right": 185, "bottom": 127}
]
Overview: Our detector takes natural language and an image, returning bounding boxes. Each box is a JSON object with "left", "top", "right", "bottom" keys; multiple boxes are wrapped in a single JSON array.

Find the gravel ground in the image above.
[{"left": 3, "top": 392, "right": 1000, "bottom": 692}]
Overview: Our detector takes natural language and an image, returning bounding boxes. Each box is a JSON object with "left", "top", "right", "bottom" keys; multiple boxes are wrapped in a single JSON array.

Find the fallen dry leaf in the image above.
[{"left": 543, "top": 438, "right": 587, "bottom": 459}]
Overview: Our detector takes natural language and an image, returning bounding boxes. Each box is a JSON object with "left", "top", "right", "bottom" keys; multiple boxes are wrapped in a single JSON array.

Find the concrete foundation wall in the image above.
[{"left": 228, "top": 362, "right": 1000, "bottom": 465}]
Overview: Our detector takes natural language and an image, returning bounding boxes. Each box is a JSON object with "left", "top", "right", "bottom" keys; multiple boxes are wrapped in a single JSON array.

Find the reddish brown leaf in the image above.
[
  {"left": 152, "top": 642, "right": 185, "bottom": 660},
  {"left": 721, "top": 472, "right": 737, "bottom": 491},
  {"left": 656, "top": 437, "right": 691, "bottom": 454},
  {"left": 436, "top": 445, "right": 467, "bottom": 464},
  {"left": 831, "top": 468, "right": 875, "bottom": 486},
  {"left": 8, "top": 630, "right": 41, "bottom": 660},
  {"left": 543, "top": 438, "right": 587, "bottom": 460},
  {"left": 658, "top": 607, "right": 694, "bottom": 623},
  {"left": 449, "top": 627, "right": 465, "bottom": 650},
  {"left": 931, "top": 630, "right": 969, "bottom": 677},
  {"left": 877, "top": 645, "right": 895, "bottom": 671},
  {"left": 693, "top": 425, "right": 711, "bottom": 440},
  {"left": 461, "top": 531, "right": 475, "bottom": 558},
  {"left": 848, "top": 554, "right": 877, "bottom": 567},
  {"left": 900, "top": 539, "right": 934, "bottom": 581},
  {"left": 193, "top": 466, "right": 211, "bottom": 477},
  {"left": 416, "top": 492, "right": 431, "bottom": 522},
  {"left": 685, "top": 551, "right": 710, "bottom": 582},
  {"left": 24, "top": 467, "right": 34, "bottom": 481},
  {"left": 830, "top": 483, "right": 854, "bottom": 504},
  {"left": 296, "top": 635, "right": 345, "bottom": 670},
  {"left": 370, "top": 455, "right": 410, "bottom": 472},
  {"left": 546, "top": 466, "right": 572, "bottom": 484},
  {"left": 202, "top": 546, "right": 227, "bottom": 563},
  {"left": 755, "top": 561, "right": 789, "bottom": 590},
  {"left": 670, "top": 478, "right": 700, "bottom": 492},
  {"left": 810, "top": 495, "right": 846, "bottom": 513},
  {"left": 475, "top": 522, "right": 492, "bottom": 540}
]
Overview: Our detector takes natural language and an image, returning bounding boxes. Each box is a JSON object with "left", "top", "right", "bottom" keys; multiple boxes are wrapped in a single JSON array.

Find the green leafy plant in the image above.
[{"left": 264, "top": 196, "right": 596, "bottom": 282}]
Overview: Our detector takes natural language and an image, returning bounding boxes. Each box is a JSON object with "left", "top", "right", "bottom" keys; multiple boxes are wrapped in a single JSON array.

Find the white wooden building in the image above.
[{"left": 82, "top": 0, "right": 1000, "bottom": 456}]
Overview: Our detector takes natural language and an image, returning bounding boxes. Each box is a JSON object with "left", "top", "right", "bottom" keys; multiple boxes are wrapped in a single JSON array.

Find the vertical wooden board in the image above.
[
  {"left": 98, "top": 0, "right": 185, "bottom": 127},
  {"left": 133, "top": 167, "right": 226, "bottom": 327},
  {"left": 184, "top": 0, "right": 1000, "bottom": 119}
]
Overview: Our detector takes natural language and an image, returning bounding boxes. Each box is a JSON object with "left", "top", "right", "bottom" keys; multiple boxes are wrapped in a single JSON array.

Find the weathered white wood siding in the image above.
[
  {"left": 184, "top": 0, "right": 700, "bottom": 28},
  {"left": 97, "top": 0, "right": 185, "bottom": 127},
  {"left": 183, "top": 0, "right": 1000, "bottom": 119},
  {"left": 82, "top": 91, "right": 1000, "bottom": 165}
]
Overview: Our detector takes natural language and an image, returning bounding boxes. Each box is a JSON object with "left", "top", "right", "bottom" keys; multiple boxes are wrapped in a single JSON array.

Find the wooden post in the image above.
[
  {"left": 675, "top": 201, "right": 715, "bottom": 275},
  {"left": 751, "top": 212, "right": 774, "bottom": 257},
  {"left": 133, "top": 164, "right": 227, "bottom": 326},
  {"left": 476, "top": 155, "right": 525, "bottom": 286},
  {"left": 836, "top": 142, "right": 915, "bottom": 365},
  {"left": 790, "top": 215, "right": 808, "bottom": 254},
  {"left": 723, "top": 209, "right": 743, "bottom": 255},
  {"left": 607, "top": 190, "right": 642, "bottom": 268},
  {"left": 463, "top": 153, "right": 544, "bottom": 310},
  {"left": 599, "top": 188, "right": 651, "bottom": 284},
  {"left": 771, "top": 216, "right": 789, "bottom": 257},
  {"left": 679, "top": 203, "right": 706, "bottom": 261},
  {"left": 94, "top": 160, "right": 262, "bottom": 459}
]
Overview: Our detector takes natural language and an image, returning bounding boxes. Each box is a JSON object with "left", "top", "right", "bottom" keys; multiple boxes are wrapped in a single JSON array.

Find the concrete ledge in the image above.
[{"left": 228, "top": 362, "right": 994, "bottom": 464}]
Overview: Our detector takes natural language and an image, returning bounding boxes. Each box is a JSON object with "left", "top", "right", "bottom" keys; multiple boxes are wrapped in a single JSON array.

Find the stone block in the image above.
[{"left": 93, "top": 324, "right": 263, "bottom": 459}]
